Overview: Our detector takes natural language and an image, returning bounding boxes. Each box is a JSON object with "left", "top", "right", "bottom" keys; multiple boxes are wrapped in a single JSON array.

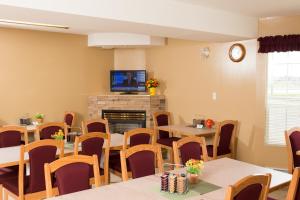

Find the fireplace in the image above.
[{"left": 102, "top": 110, "right": 146, "bottom": 134}]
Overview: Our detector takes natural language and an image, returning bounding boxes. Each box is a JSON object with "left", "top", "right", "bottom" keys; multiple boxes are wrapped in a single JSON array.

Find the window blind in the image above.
[{"left": 266, "top": 52, "right": 300, "bottom": 145}]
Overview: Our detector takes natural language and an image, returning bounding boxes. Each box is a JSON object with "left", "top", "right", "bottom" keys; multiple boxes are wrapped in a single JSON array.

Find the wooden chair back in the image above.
[
  {"left": 285, "top": 127, "right": 300, "bottom": 174},
  {"left": 64, "top": 111, "right": 76, "bottom": 128},
  {"left": 18, "top": 139, "right": 64, "bottom": 199},
  {"left": 81, "top": 119, "right": 110, "bottom": 135},
  {"left": 153, "top": 111, "right": 172, "bottom": 139},
  {"left": 212, "top": 120, "right": 238, "bottom": 159},
  {"left": 286, "top": 167, "right": 300, "bottom": 200},
  {"left": 44, "top": 155, "right": 100, "bottom": 198},
  {"left": 120, "top": 144, "right": 163, "bottom": 181},
  {"left": 0, "top": 125, "right": 28, "bottom": 146},
  {"left": 36, "top": 122, "right": 68, "bottom": 140},
  {"left": 173, "top": 136, "right": 208, "bottom": 167},
  {"left": 74, "top": 132, "right": 110, "bottom": 184},
  {"left": 225, "top": 174, "right": 271, "bottom": 200},
  {"left": 123, "top": 128, "right": 155, "bottom": 150}
]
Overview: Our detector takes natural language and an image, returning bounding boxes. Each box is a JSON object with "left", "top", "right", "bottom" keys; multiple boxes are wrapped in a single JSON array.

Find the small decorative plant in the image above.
[
  {"left": 146, "top": 78, "right": 159, "bottom": 88},
  {"left": 35, "top": 113, "right": 44, "bottom": 124},
  {"left": 51, "top": 130, "right": 64, "bottom": 140},
  {"left": 186, "top": 159, "right": 204, "bottom": 184},
  {"left": 35, "top": 113, "right": 44, "bottom": 119},
  {"left": 186, "top": 159, "right": 204, "bottom": 174}
]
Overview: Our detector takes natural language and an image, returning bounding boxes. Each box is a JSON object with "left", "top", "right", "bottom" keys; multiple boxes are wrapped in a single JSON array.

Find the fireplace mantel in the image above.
[{"left": 88, "top": 94, "right": 166, "bottom": 128}]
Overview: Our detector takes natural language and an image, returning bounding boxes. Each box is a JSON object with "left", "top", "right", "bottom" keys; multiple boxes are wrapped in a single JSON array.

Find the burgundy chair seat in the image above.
[
  {"left": 55, "top": 163, "right": 91, "bottom": 195},
  {"left": 64, "top": 114, "right": 73, "bottom": 127},
  {"left": 205, "top": 145, "right": 231, "bottom": 157},
  {"left": 0, "top": 168, "right": 18, "bottom": 184},
  {"left": 267, "top": 197, "right": 277, "bottom": 200},
  {"left": 128, "top": 150, "right": 155, "bottom": 179},
  {"left": 2, "top": 176, "right": 29, "bottom": 195},
  {"left": 40, "top": 126, "right": 62, "bottom": 140},
  {"left": 157, "top": 137, "right": 180, "bottom": 147},
  {"left": 0, "top": 130, "right": 22, "bottom": 148},
  {"left": 289, "top": 131, "right": 300, "bottom": 168},
  {"left": 233, "top": 183, "right": 262, "bottom": 200}
]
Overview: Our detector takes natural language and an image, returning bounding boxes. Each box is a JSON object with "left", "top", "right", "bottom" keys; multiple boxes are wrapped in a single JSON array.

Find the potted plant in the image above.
[
  {"left": 146, "top": 78, "right": 159, "bottom": 96},
  {"left": 35, "top": 113, "right": 44, "bottom": 124},
  {"left": 186, "top": 159, "right": 204, "bottom": 184}
]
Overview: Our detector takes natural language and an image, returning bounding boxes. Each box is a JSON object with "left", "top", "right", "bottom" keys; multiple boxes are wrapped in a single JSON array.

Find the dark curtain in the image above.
[{"left": 258, "top": 34, "right": 300, "bottom": 53}]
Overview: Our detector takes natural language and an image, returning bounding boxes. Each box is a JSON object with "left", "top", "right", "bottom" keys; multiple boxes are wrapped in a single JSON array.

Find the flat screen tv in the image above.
[{"left": 110, "top": 70, "right": 146, "bottom": 92}]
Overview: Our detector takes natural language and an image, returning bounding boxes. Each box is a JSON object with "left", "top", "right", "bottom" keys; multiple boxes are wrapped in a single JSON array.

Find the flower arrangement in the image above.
[
  {"left": 35, "top": 113, "right": 44, "bottom": 119},
  {"left": 186, "top": 159, "right": 204, "bottom": 175},
  {"left": 146, "top": 79, "right": 159, "bottom": 88},
  {"left": 51, "top": 130, "right": 64, "bottom": 140}
]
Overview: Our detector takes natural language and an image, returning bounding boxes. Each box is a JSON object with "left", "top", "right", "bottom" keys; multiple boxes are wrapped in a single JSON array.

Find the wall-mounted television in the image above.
[{"left": 110, "top": 70, "right": 146, "bottom": 93}]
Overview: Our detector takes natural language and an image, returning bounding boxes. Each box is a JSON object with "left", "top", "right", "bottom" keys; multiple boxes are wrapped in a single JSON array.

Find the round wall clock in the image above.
[{"left": 229, "top": 43, "right": 246, "bottom": 62}]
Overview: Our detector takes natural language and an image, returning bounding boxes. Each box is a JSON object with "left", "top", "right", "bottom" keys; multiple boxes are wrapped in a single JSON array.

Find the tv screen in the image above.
[{"left": 110, "top": 70, "right": 146, "bottom": 92}]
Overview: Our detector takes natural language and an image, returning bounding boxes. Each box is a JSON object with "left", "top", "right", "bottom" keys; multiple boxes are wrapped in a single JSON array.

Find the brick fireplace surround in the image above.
[{"left": 88, "top": 94, "right": 166, "bottom": 128}]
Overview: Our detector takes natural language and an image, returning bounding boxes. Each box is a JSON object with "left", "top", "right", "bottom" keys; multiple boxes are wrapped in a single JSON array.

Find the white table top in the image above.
[
  {"left": 0, "top": 133, "right": 124, "bottom": 168},
  {"left": 47, "top": 158, "right": 292, "bottom": 200},
  {"left": 157, "top": 125, "right": 215, "bottom": 137}
]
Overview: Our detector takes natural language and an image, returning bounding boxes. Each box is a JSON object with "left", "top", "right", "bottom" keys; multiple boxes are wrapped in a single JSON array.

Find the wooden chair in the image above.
[
  {"left": 64, "top": 112, "right": 76, "bottom": 132},
  {"left": 0, "top": 126, "right": 28, "bottom": 200},
  {"left": 109, "top": 128, "right": 155, "bottom": 178},
  {"left": 120, "top": 144, "right": 163, "bottom": 181},
  {"left": 173, "top": 136, "right": 208, "bottom": 167},
  {"left": 2, "top": 139, "right": 64, "bottom": 200},
  {"left": 153, "top": 111, "right": 180, "bottom": 163},
  {"left": 206, "top": 120, "right": 238, "bottom": 160},
  {"left": 81, "top": 119, "right": 110, "bottom": 135},
  {"left": 285, "top": 167, "right": 300, "bottom": 200},
  {"left": 35, "top": 122, "right": 68, "bottom": 141},
  {"left": 0, "top": 126, "right": 28, "bottom": 146},
  {"left": 225, "top": 174, "right": 271, "bottom": 200},
  {"left": 44, "top": 155, "right": 100, "bottom": 198},
  {"left": 74, "top": 132, "right": 110, "bottom": 185},
  {"left": 285, "top": 127, "right": 300, "bottom": 174}
]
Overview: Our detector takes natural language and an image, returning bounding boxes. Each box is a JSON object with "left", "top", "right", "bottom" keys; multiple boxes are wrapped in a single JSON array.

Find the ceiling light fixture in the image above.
[{"left": 0, "top": 19, "right": 69, "bottom": 29}]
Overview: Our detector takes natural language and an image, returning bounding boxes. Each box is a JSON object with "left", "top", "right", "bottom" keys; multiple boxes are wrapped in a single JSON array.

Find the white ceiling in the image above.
[
  {"left": 0, "top": 0, "right": 298, "bottom": 42},
  {"left": 0, "top": 0, "right": 258, "bottom": 42},
  {"left": 176, "top": 0, "right": 300, "bottom": 17}
]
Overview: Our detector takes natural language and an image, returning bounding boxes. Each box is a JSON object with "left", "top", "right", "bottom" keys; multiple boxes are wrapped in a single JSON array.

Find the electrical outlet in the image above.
[{"left": 212, "top": 92, "right": 217, "bottom": 100}]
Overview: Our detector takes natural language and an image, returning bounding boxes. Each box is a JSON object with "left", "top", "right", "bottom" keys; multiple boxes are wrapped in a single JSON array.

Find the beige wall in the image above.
[
  {"left": 114, "top": 48, "right": 146, "bottom": 70},
  {"left": 0, "top": 28, "right": 113, "bottom": 126},
  {"left": 146, "top": 39, "right": 263, "bottom": 165}
]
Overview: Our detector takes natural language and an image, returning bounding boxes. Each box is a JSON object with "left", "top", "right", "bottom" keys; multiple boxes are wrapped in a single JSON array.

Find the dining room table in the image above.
[
  {"left": 47, "top": 157, "right": 292, "bottom": 200},
  {"left": 157, "top": 124, "right": 216, "bottom": 137}
]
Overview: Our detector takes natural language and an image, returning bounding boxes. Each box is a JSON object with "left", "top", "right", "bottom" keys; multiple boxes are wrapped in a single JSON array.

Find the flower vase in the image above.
[
  {"left": 188, "top": 173, "right": 199, "bottom": 184},
  {"left": 36, "top": 118, "right": 43, "bottom": 124},
  {"left": 149, "top": 87, "right": 156, "bottom": 96}
]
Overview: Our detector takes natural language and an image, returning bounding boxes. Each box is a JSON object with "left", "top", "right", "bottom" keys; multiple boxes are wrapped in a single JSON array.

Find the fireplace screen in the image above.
[{"left": 102, "top": 110, "right": 146, "bottom": 134}]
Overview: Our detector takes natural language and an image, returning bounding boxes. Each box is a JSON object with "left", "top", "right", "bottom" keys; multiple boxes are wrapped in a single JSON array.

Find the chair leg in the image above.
[
  {"left": 169, "top": 149, "right": 174, "bottom": 164},
  {"left": 0, "top": 184, "right": 2, "bottom": 200},
  {"left": 3, "top": 189, "right": 8, "bottom": 200}
]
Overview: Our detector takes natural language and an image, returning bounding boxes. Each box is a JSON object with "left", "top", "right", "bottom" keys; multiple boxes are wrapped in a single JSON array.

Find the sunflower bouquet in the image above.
[
  {"left": 146, "top": 79, "right": 159, "bottom": 88},
  {"left": 51, "top": 129, "right": 64, "bottom": 140},
  {"left": 185, "top": 159, "right": 204, "bottom": 174}
]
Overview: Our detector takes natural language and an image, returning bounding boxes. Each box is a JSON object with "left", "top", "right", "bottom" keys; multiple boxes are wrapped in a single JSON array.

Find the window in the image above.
[{"left": 266, "top": 52, "right": 300, "bottom": 145}]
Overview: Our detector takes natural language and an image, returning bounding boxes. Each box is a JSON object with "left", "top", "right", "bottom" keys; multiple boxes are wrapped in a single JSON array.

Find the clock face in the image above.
[{"left": 229, "top": 43, "right": 246, "bottom": 62}]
